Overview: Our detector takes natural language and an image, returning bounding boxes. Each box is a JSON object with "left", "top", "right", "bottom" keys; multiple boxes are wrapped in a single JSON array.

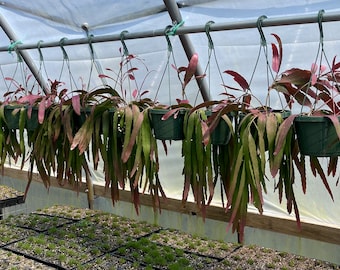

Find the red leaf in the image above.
[
  {"left": 38, "top": 100, "right": 46, "bottom": 124},
  {"left": 127, "top": 67, "right": 138, "bottom": 72},
  {"left": 18, "top": 94, "right": 41, "bottom": 105},
  {"left": 242, "top": 94, "right": 251, "bottom": 107},
  {"left": 132, "top": 89, "right": 138, "bottom": 99},
  {"left": 176, "top": 99, "right": 189, "bottom": 104},
  {"left": 328, "top": 157, "right": 338, "bottom": 177},
  {"left": 70, "top": 96, "right": 80, "bottom": 116},
  {"left": 279, "top": 68, "right": 311, "bottom": 86},
  {"left": 171, "top": 63, "right": 179, "bottom": 71},
  {"left": 331, "top": 56, "right": 340, "bottom": 71},
  {"left": 271, "top": 43, "right": 280, "bottom": 73},
  {"left": 161, "top": 140, "right": 168, "bottom": 155},
  {"left": 224, "top": 70, "right": 250, "bottom": 91},
  {"left": 161, "top": 108, "right": 181, "bottom": 120},
  {"left": 293, "top": 151, "right": 306, "bottom": 194},
  {"left": 310, "top": 156, "right": 334, "bottom": 201},
  {"left": 292, "top": 193, "right": 301, "bottom": 230},
  {"left": 200, "top": 119, "right": 210, "bottom": 146},
  {"left": 140, "top": 90, "right": 149, "bottom": 97},
  {"left": 98, "top": 74, "right": 113, "bottom": 80},
  {"left": 271, "top": 33, "right": 283, "bottom": 73},
  {"left": 183, "top": 53, "right": 198, "bottom": 90}
]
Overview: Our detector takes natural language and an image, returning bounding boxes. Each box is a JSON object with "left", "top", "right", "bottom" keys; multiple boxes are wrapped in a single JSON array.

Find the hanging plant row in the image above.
[{"left": 0, "top": 33, "right": 339, "bottom": 244}]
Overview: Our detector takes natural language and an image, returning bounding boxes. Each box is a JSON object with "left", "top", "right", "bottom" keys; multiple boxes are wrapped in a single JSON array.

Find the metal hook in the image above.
[
  {"left": 37, "top": 40, "right": 44, "bottom": 62},
  {"left": 81, "top": 23, "right": 95, "bottom": 58},
  {"left": 59, "top": 37, "right": 69, "bottom": 60},
  {"left": 164, "top": 25, "right": 173, "bottom": 52},
  {"left": 205, "top": 21, "right": 215, "bottom": 50},
  {"left": 87, "top": 34, "right": 95, "bottom": 58},
  {"left": 257, "top": 15, "right": 268, "bottom": 46},
  {"left": 318, "top": 10, "right": 325, "bottom": 43},
  {"left": 120, "top": 30, "right": 129, "bottom": 56}
]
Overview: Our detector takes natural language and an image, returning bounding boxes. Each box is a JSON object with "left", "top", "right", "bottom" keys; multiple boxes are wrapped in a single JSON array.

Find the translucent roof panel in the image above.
[{"left": 0, "top": 0, "right": 340, "bottom": 229}]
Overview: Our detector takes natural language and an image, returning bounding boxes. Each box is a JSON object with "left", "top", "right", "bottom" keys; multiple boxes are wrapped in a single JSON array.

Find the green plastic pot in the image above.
[
  {"left": 206, "top": 110, "right": 233, "bottom": 145},
  {"left": 3, "top": 105, "right": 40, "bottom": 131},
  {"left": 150, "top": 109, "right": 186, "bottom": 140},
  {"left": 294, "top": 115, "right": 340, "bottom": 157},
  {"left": 3, "top": 105, "right": 21, "bottom": 129},
  {"left": 26, "top": 107, "right": 40, "bottom": 131}
]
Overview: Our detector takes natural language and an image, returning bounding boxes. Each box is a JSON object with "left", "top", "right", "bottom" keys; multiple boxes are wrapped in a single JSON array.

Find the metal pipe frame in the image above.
[
  {"left": 0, "top": 13, "right": 50, "bottom": 93},
  {"left": 0, "top": 11, "right": 339, "bottom": 52},
  {"left": 163, "top": 0, "right": 210, "bottom": 102},
  {"left": 1, "top": 9, "right": 340, "bottom": 98}
]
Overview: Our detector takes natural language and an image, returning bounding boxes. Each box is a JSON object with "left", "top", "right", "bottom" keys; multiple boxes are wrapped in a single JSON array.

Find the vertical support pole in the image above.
[
  {"left": 163, "top": 0, "right": 210, "bottom": 102},
  {"left": 0, "top": 12, "right": 49, "bottom": 94}
]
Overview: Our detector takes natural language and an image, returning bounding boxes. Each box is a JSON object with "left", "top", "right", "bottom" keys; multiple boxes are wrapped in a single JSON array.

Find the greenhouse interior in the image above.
[{"left": 0, "top": 0, "right": 339, "bottom": 269}]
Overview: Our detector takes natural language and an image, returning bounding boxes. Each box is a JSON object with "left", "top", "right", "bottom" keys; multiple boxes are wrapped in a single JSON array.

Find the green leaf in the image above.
[
  {"left": 122, "top": 106, "right": 144, "bottom": 163},
  {"left": 71, "top": 117, "right": 94, "bottom": 154},
  {"left": 228, "top": 145, "right": 244, "bottom": 207},
  {"left": 273, "top": 114, "right": 297, "bottom": 156},
  {"left": 266, "top": 113, "right": 278, "bottom": 157},
  {"left": 227, "top": 163, "right": 246, "bottom": 233}
]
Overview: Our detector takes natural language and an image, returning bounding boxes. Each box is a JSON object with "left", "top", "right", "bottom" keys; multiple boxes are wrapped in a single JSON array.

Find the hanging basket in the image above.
[
  {"left": 206, "top": 110, "right": 233, "bottom": 145},
  {"left": 149, "top": 109, "right": 187, "bottom": 140},
  {"left": 3, "top": 105, "right": 41, "bottom": 131},
  {"left": 73, "top": 107, "right": 92, "bottom": 132},
  {"left": 294, "top": 115, "right": 340, "bottom": 157},
  {"left": 25, "top": 106, "right": 40, "bottom": 131},
  {"left": 3, "top": 105, "right": 21, "bottom": 129},
  {"left": 274, "top": 109, "right": 291, "bottom": 119}
]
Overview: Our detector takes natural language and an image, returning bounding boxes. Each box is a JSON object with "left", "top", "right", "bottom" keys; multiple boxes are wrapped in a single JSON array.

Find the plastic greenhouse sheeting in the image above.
[{"left": 0, "top": 0, "right": 339, "bottom": 231}]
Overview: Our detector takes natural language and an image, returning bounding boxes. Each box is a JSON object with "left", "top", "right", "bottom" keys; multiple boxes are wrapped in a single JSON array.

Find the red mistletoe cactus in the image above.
[{"left": 271, "top": 58, "right": 340, "bottom": 115}]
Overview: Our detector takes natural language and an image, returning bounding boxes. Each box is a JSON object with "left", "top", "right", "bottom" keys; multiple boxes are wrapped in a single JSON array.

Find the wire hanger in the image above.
[
  {"left": 257, "top": 15, "right": 267, "bottom": 47},
  {"left": 6, "top": 40, "right": 28, "bottom": 95},
  {"left": 81, "top": 23, "right": 107, "bottom": 90},
  {"left": 59, "top": 37, "right": 79, "bottom": 91},
  {"left": 153, "top": 25, "right": 179, "bottom": 104},
  {"left": 36, "top": 40, "right": 49, "bottom": 93},
  {"left": 120, "top": 31, "right": 130, "bottom": 56}
]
